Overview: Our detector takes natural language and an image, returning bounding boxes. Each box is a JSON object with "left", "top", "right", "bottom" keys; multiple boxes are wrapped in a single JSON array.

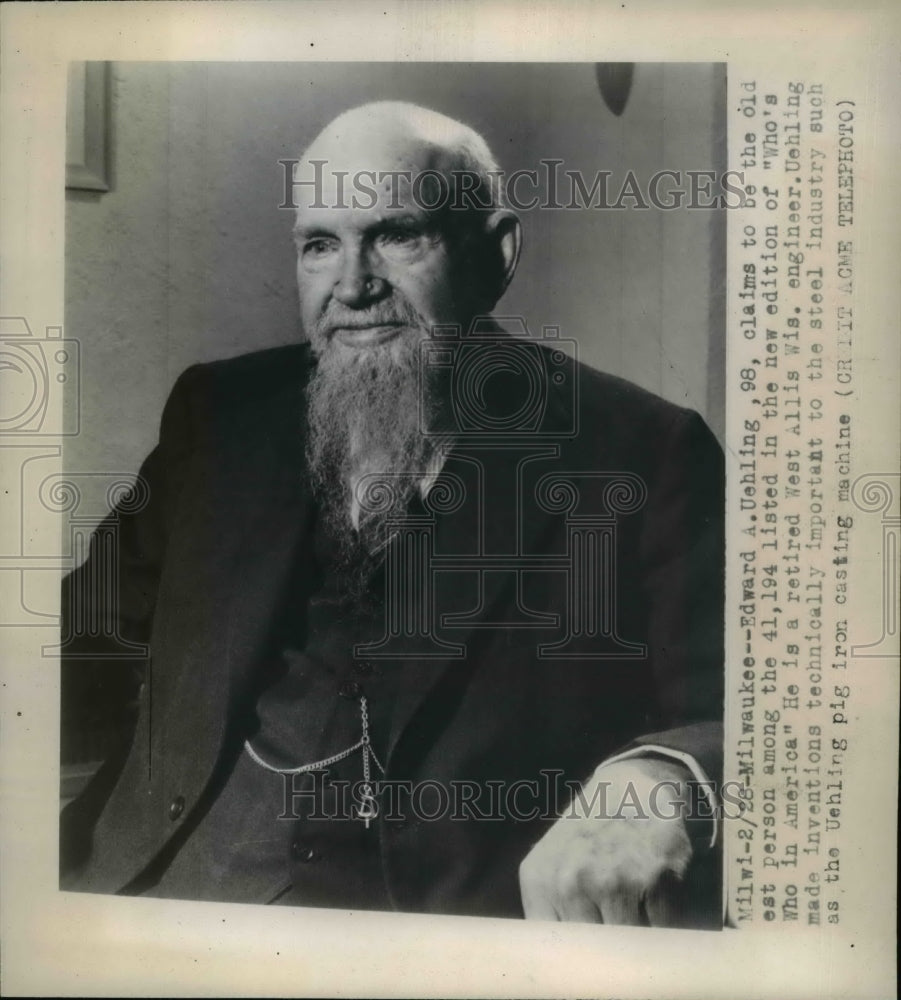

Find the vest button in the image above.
[
  {"left": 291, "top": 840, "right": 318, "bottom": 863},
  {"left": 168, "top": 795, "right": 185, "bottom": 821},
  {"left": 338, "top": 680, "right": 362, "bottom": 700}
]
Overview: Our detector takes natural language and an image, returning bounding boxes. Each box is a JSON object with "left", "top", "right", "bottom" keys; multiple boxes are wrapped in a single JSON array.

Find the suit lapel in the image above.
[
  {"left": 151, "top": 376, "right": 315, "bottom": 786},
  {"left": 220, "top": 380, "right": 316, "bottom": 707},
  {"left": 385, "top": 438, "right": 566, "bottom": 762},
  {"left": 384, "top": 350, "right": 600, "bottom": 761}
]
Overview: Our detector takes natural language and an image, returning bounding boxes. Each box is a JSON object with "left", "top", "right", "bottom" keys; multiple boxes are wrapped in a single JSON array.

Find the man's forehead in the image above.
[
  {"left": 293, "top": 155, "right": 435, "bottom": 223},
  {"left": 294, "top": 163, "right": 424, "bottom": 205},
  {"left": 293, "top": 160, "right": 454, "bottom": 229},
  {"left": 294, "top": 201, "right": 428, "bottom": 235}
]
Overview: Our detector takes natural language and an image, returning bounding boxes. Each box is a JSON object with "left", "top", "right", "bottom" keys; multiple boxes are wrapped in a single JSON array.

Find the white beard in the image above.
[{"left": 305, "top": 334, "right": 441, "bottom": 564}]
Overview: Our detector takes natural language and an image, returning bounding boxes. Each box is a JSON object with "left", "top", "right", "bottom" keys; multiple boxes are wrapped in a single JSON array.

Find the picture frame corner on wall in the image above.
[{"left": 65, "top": 60, "right": 111, "bottom": 194}]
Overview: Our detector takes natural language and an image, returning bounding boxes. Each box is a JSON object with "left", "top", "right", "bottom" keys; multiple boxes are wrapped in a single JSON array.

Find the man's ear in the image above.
[{"left": 483, "top": 209, "right": 522, "bottom": 305}]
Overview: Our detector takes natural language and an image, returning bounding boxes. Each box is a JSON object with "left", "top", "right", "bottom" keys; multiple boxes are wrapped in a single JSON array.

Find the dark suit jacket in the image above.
[{"left": 60, "top": 340, "right": 725, "bottom": 920}]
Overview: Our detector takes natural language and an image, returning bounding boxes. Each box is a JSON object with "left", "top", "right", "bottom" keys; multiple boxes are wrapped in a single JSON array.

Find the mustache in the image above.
[{"left": 313, "top": 300, "right": 425, "bottom": 339}]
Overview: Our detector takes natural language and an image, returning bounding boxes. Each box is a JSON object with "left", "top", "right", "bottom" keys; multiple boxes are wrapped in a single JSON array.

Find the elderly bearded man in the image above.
[{"left": 60, "top": 102, "right": 725, "bottom": 927}]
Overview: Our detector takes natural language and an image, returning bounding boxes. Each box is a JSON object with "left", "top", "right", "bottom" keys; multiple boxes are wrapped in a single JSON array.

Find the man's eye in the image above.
[
  {"left": 302, "top": 239, "right": 337, "bottom": 257},
  {"left": 377, "top": 230, "right": 420, "bottom": 248}
]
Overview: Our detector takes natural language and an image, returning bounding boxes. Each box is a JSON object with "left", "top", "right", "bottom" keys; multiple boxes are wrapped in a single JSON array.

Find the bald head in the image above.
[{"left": 299, "top": 101, "right": 505, "bottom": 213}]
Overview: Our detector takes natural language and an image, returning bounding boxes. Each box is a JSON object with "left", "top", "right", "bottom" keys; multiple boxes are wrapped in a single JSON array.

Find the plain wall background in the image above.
[{"left": 65, "top": 61, "right": 725, "bottom": 505}]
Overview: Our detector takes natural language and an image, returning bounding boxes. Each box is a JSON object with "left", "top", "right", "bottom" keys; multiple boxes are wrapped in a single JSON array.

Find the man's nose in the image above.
[{"left": 332, "top": 245, "right": 388, "bottom": 307}]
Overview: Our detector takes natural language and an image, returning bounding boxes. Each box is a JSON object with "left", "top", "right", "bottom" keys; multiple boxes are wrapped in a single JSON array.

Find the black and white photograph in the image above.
[{"left": 57, "top": 60, "right": 728, "bottom": 927}]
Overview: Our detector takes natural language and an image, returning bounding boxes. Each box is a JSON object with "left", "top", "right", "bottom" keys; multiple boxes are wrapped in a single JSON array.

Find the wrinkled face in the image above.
[{"left": 294, "top": 136, "right": 483, "bottom": 360}]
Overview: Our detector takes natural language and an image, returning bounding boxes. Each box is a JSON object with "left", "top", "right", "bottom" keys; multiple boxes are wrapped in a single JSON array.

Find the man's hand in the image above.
[{"left": 519, "top": 757, "right": 696, "bottom": 926}]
